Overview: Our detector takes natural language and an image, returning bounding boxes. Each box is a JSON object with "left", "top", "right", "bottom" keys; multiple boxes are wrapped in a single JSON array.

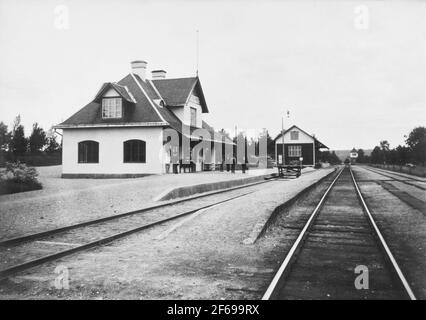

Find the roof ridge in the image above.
[
  {"left": 130, "top": 73, "right": 168, "bottom": 124},
  {"left": 152, "top": 76, "right": 198, "bottom": 81},
  {"left": 111, "top": 82, "right": 136, "bottom": 103},
  {"left": 184, "top": 78, "right": 199, "bottom": 106},
  {"left": 94, "top": 82, "right": 136, "bottom": 104},
  {"left": 147, "top": 79, "right": 164, "bottom": 102}
]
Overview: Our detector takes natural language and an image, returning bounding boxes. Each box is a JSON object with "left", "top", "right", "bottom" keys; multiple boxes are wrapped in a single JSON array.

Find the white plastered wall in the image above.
[
  {"left": 62, "top": 127, "right": 165, "bottom": 174},
  {"left": 168, "top": 92, "right": 203, "bottom": 129}
]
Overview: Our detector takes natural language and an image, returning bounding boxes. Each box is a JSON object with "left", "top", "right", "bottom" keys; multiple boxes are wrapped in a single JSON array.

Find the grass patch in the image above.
[{"left": 0, "top": 180, "right": 42, "bottom": 195}]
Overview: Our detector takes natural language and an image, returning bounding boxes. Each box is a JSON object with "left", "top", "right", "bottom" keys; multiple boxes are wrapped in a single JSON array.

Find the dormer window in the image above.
[{"left": 102, "top": 97, "right": 122, "bottom": 119}]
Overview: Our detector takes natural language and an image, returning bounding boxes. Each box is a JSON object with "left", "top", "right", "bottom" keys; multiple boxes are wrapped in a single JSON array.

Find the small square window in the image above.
[{"left": 290, "top": 131, "right": 299, "bottom": 140}]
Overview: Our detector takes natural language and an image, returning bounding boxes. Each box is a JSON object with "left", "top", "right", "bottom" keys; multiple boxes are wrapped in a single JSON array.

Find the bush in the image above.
[
  {"left": 0, "top": 161, "right": 42, "bottom": 195},
  {"left": 314, "top": 162, "right": 322, "bottom": 169}
]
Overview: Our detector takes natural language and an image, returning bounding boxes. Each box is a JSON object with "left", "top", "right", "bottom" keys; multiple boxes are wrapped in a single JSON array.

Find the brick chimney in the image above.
[
  {"left": 151, "top": 70, "right": 167, "bottom": 80},
  {"left": 131, "top": 60, "right": 147, "bottom": 81}
]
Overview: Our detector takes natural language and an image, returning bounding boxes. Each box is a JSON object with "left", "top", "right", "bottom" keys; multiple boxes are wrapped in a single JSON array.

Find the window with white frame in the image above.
[
  {"left": 288, "top": 145, "right": 302, "bottom": 157},
  {"left": 290, "top": 130, "right": 299, "bottom": 140},
  {"left": 102, "top": 98, "right": 122, "bottom": 119}
]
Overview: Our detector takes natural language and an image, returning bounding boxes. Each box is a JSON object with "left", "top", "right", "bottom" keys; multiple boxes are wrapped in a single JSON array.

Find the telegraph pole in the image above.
[{"left": 281, "top": 110, "right": 290, "bottom": 166}]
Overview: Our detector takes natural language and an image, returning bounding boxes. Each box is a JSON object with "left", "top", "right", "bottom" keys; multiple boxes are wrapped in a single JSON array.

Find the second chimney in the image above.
[
  {"left": 151, "top": 70, "right": 167, "bottom": 80},
  {"left": 131, "top": 60, "right": 147, "bottom": 81}
]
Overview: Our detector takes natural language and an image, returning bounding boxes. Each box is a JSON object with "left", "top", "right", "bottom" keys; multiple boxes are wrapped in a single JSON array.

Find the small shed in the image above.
[{"left": 274, "top": 125, "right": 328, "bottom": 167}]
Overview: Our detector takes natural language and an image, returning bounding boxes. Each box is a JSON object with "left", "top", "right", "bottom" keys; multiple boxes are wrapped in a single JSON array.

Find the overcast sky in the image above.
[{"left": 0, "top": 0, "right": 425, "bottom": 150}]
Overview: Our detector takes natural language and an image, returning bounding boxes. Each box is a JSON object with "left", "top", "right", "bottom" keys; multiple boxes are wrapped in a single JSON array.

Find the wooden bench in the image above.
[
  {"left": 179, "top": 162, "right": 196, "bottom": 173},
  {"left": 203, "top": 163, "right": 215, "bottom": 171}
]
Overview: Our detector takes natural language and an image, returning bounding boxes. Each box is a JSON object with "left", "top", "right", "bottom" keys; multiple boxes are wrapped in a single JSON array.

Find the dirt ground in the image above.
[
  {"left": 0, "top": 165, "right": 275, "bottom": 240},
  {"left": 0, "top": 166, "right": 424, "bottom": 300},
  {"left": 352, "top": 166, "right": 426, "bottom": 299},
  {"left": 0, "top": 168, "right": 334, "bottom": 299}
]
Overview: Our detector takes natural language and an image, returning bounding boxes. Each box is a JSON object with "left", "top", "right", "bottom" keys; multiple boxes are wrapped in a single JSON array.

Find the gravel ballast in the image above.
[
  {"left": 0, "top": 165, "right": 275, "bottom": 240},
  {"left": 0, "top": 168, "right": 334, "bottom": 299}
]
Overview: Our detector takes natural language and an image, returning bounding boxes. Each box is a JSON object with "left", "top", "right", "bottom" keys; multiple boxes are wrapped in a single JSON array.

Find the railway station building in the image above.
[
  {"left": 274, "top": 125, "right": 328, "bottom": 167},
  {"left": 55, "top": 60, "right": 233, "bottom": 178}
]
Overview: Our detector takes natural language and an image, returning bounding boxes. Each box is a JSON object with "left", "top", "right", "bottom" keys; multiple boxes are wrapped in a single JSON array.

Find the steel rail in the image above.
[
  {"left": 349, "top": 168, "right": 417, "bottom": 300},
  {"left": 261, "top": 168, "right": 344, "bottom": 300},
  {"left": 365, "top": 166, "right": 426, "bottom": 182},
  {"left": 0, "top": 175, "right": 278, "bottom": 247},
  {"left": 0, "top": 191, "right": 253, "bottom": 281},
  {"left": 262, "top": 167, "right": 416, "bottom": 300},
  {"left": 361, "top": 167, "right": 426, "bottom": 191}
]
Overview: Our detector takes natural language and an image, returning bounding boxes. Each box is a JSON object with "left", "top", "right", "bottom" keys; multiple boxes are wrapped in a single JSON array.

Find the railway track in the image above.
[
  {"left": 0, "top": 176, "right": 282, "bottom": 281},
  {"left": 365, "top": 166, "right": 426, "bottom": 182},
  {"left": 262, "top": 166, "right": 416, "bottom": 300},
  {"left": 361, "top": 166, "right": 426, "bottom": 191},
  {"left": 0, "top": 176, "right": 279, "bottom": 247}
]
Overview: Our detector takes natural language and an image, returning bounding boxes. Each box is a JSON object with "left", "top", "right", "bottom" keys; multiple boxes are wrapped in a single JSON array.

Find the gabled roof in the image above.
[
  {"left": 57, "top": 74, "right": 169, "bottom": 128},
  {"left": 132, "top": 74, "right": 161, "bottom": 100},
  {"left": 56, "top": 73, "right": 211, "bottom": 130},
  {"left": 94, "top": 82, "right": 136, "bottom": 103},
  {"left": 274, "top": 125, "right": 328, "bottom": 149},
  {"left": 152, "top": 77, "right": 209, "bottom": 113}
]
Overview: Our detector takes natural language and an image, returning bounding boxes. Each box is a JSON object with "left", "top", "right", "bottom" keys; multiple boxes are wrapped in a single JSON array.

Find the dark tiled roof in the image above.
[
  {"left": 57, "top": 74, "right": 211, "bottom": 129},
  {"left": 111, "top": 83, "right": 136, "bottom": 103},
  {"left": 274, "top": 125, "right": 328, "bottom": 149},
  {"left": 315, "top": 140, "right": 328, "bottom": 149},
  {"left": 59, "top": 74, "right": 166, "bottom": 127},
  {"left": 152, "top": 77, "right": 197, "bottom": 106},
  {"left": 132, "top": 75, "right": 160, "bottom": 100},
  {"left": 153, "top": 77, "right": 209, "bottom": 113},
  {"left": 116, "top": 74, "right": 165, "bottom": 123},
  {"left": 157, "top": 105, "right": 182, "bottom": 133},
  {"left": 59, "top": 101, "right": 100, "bottom": 126}
]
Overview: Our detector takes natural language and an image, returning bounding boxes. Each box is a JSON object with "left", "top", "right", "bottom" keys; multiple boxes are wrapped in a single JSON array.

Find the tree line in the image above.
[
  {"left": 317, "top": 150, "right": 341, "bottom": 165},
  {"left": 357, "top": 126, "right": 425, "bottom": 166},
  {"left": 0, "top": 115, "right": 61, "bottom": 165}
]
